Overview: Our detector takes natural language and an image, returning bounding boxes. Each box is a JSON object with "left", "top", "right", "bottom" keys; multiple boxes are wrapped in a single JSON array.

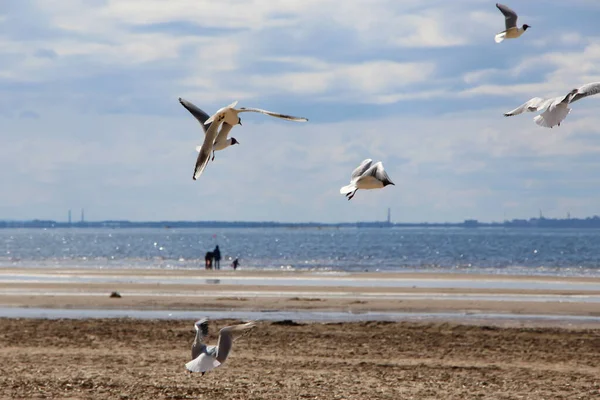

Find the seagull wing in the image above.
[
  {"left": 193, "top": 112, "right": 225, "bottom": 180},
  {"left": 179, "top": 98, "right": 211, "bottom": 133},
  {"left": 237, "top": 107, "right": 309, "bottom": 122},
  {"left": 214, "top": 122, "right": 235, "bottom": 145},
  {"left": 191, "top": 318, "right": 210, "bottom": 360},
  {"left": 504, "top": 97, "right": 551, "bottom": 117},
  {"left": 214, "top": 321, "right": 256, "bottom": 363},
  {"left": 534, "top": 106, "right": 571, "bottom": 128},
  {"left": 496, "top": 3, "right": 518, "bottom": 30},
  {"left": 365, "top": 162, "right": 394, "bottom": 185},
  {"left": 350, "top": 159, "right": 373, "bottom": 182},
  {"left": 194, "top": 318, "right": 210, "bottom": 338},
  {"left": 569, "top": 82, "right": 600, "bottom": 104}
]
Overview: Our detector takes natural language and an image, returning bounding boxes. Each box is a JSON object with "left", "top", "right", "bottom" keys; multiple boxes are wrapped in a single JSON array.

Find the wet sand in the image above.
[
  {"left": 0, "top": 318, "right": 599, "bottom": 399},
  {"left": 0, "top": 268, "right": 599, "bottom": 317}
]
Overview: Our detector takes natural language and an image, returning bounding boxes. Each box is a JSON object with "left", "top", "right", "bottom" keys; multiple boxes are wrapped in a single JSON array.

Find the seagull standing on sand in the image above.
[
  {"left": 504, "top": 82, "right": 600, "bottom": 128},
  {"left": 340, "top": 159, "right": 394, "bottom": 201},
  {"left": 495, "top": 3, "right": 530, "bottom": 43},
  {"left": 179, "top": 98, "right": 240, "bottom": 161},
  {"left": 186, "top": 318, "right": 256, "bottom": 376}
]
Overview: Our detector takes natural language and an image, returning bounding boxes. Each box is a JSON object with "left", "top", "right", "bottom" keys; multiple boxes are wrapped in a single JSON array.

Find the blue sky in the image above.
[{"left": 2, "top": 0, "right": 600, "bottom": 223}]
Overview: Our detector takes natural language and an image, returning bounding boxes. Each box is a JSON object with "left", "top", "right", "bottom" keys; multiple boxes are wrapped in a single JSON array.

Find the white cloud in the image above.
[
  {"left": 3, "top": 0, "right": 600, "bottom": 222},
  {"left": 461, "top": 38, "right": 600, "bottom": 100},
  {"left": 249, "top": 60, "right": 436, "bottom": 103}
]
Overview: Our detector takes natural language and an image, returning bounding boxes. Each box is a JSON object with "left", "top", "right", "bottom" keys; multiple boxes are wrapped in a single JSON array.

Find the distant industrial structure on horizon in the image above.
[{"left": 4, "top": 211, "right": 600, "bottom": 229}]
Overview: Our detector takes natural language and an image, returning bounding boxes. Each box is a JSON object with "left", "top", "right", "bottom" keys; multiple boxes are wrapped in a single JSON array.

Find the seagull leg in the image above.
[
  {"left": 347, "top": 190, "right": 356, "bottom": 201},
  {"left": 211, "top": 151, "right": 215, "bottom": 162}
]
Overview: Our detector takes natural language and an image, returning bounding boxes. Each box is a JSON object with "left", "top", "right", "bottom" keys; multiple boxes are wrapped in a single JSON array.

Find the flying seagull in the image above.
[
  {"left": 504, "top": 82, "right": 600, "bottom": 128},
  {"left": 204, "top": 101, "right": 309, "bottom": 127},
  {"left": 495, "top": 3, "right": 530, "bottom": 43},
  {"left": 179, "top": 98, "right": 240, "bottom": 162},
  {"left": 191, "top": 100, "right": 308, "bottom": 180},
  {"left": 186, "top": 318, "right": 256, "bottom": 376},
  {"left": 340, "top": 159, "right": 394, "bottom": 201},
  {"left": 191, "top": 102, "right": 232, "bottom": 180}
]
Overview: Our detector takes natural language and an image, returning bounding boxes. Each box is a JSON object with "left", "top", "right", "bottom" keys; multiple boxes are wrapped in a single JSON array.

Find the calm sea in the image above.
[{"left": 1, "top": 227, "right": 600, "bottom": 276}]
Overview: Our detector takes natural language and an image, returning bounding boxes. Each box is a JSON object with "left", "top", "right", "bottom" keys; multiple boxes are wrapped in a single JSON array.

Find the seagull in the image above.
[
  {"left": 179, "top": 98, "right": 240, "bottom": 162},
  {"left": 190, "top": 100, "right": 307, "bottom": 180},
  {"left": 185, "top": 318, "right": 256, "bottom": 376},
  {"left": 495, "top": 3, "right": 530, "bottom": 43},
  {"left": 504, "top": 82, "right": 600, "bottom": 128},
  {"left": 340, "top": 159, "right": 394, "bottom": 201},
  {"left": 191, "top": 103, "right": 231, "bottom": 180},
  {"left": 204, "top": 100, "right": 309, "bottom": 127}
]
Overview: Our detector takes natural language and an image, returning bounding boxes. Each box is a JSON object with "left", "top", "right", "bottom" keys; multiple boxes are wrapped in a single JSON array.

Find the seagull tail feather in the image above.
[
  {"left": 534, "top": 107, "right": 570, "bottom": 128},
  {"left": 340, "top": 184, "right": 357, "bottom": 195},
  {"left": 185, "top": 356, "right": 221, "bottom": 373}
]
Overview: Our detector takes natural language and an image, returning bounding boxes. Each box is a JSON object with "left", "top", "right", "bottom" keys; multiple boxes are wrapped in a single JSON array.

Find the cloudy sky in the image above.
[{"left": 2, "top": 0, "right": 600, "bottom": 223}]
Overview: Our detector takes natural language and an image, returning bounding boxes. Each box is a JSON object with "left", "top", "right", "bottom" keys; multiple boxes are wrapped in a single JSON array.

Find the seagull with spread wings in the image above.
[
  {"left": 179, "top": 98, "right": 240, "bottom": 162},
  {"left": 495, "top": 3, "right": 530, "bottom": 43},
  {"left": 188, "top": 100, "right": 308, "bottom": 180},
  {"left": 186, "top": 318, "right": 256, "bottom": 376},
  {"left": 504, "top": 82, "right": 600, "bottom": 128}
]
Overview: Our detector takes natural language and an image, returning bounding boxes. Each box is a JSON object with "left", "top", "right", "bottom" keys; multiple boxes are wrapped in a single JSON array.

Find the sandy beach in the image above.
[
  {"left": 1, "top": 268, "right": 599, "bottom": 399},
  {"left": 0, "top": 318, "right": 599, "bottom": 399}
]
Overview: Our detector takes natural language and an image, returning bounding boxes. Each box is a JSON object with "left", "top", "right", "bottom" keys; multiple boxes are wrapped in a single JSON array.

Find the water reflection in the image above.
[{"left": 0, "top": 307, "right": 599, "bottom": 325}]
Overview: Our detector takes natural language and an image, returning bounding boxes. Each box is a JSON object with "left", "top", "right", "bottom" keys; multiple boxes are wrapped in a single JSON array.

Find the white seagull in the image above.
[
  {"left": 204, "top": 101, "right": 309, "bottom": 127},
  {"left": 495, "top": 3, "right": 530, "bottom": 43},
  {"left": 179, "top": 97, "right": 240, "bottom": 161},
  {"left": 190, "top": 103, "right": 231, "bottom": 180},
  {"left": 190, "top": 100, "right": 308, "bottom": 180},
  {"left": 340, "top": 159, "right": 394, "bottom": 201},
  {"left": 504, "top": 82, "right": 600, "bottom": 128},
  {"left": 186, "top": 318, "right": 256, "bottom": 376}
]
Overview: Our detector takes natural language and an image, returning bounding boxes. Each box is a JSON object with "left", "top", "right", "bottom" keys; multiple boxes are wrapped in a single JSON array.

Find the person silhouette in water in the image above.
[{"left": 213, "top": 245, "right": 221, "bottom": 270}]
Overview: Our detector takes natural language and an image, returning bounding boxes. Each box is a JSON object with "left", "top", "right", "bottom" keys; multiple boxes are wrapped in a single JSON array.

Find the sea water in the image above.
[{"left": 1, "top": 227, "right": 600, "bottom": 276}]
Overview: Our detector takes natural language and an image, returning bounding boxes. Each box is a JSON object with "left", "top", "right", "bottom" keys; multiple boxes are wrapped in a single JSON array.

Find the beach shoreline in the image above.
[
  {"left": 1, "top": 268, "right": 600, "bottom": 398},
  {"left": 0, "top": 268, "right": 598, "bottom": 323}
]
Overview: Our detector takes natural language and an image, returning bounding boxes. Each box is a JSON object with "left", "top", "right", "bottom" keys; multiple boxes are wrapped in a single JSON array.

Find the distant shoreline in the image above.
[{"left": 4, "top": 216, "right": 600, "bottom": 229}]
